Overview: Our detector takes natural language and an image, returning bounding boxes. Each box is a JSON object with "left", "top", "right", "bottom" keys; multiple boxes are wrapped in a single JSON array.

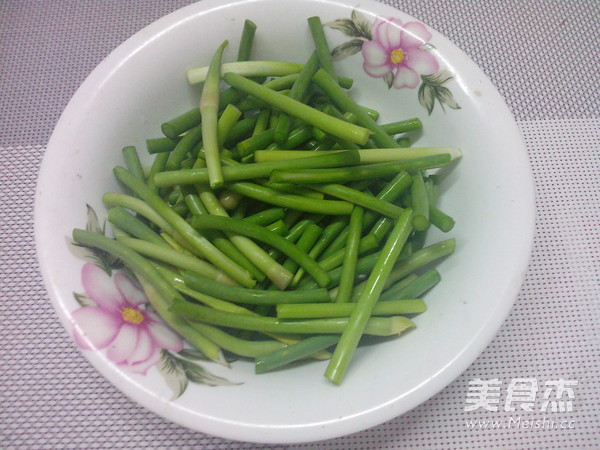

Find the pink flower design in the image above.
[
  {"left": 72, "top": 263, "right": 184, "bottom": 375},
  {"left": 361, "top": 18, "right": 439, "bottom": 89}
]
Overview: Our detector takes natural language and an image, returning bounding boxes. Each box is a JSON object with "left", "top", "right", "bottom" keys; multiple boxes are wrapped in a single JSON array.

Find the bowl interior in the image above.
[{"left": 35, "top": 0, "right": 534, "bottom": 443}]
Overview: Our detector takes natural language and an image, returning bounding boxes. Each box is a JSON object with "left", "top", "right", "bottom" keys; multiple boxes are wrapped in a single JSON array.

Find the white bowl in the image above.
[{"left": 35, "top": 0, "right": 534, "bottom": 444}]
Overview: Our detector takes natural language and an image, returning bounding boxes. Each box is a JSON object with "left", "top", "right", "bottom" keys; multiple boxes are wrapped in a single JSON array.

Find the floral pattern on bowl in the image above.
[
  {"left": 327, "top": 10, "right": 460, "bottom": 114},
  {"left": 72, "top": 261, "right": 184, "bottom": 375},
  {"left": 71, "top": 205, "right": 238, "bottom": 399}
]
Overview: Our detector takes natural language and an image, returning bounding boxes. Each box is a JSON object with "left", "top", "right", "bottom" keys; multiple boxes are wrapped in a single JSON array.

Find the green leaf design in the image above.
[
  {"left": 383, "top": 72, "right": 394, "bottom": 89},
  {"left": 331, "top": 39, "right": 364, "bottom": 60},
  {"left": 158, "top": 350, "right": 188, "bottom": 400},
  {"left": 85, "top": 204, "right": 104, "bottom": 235},
  {"left": 178, "top": 348, "right": 211, "bottom": 362},
  {"left": 326, "top": 18, "right": 362, "bottom": 38},
  {"left": 73, "top": 292, "right": 96, "bottom": 307},
  {"left": 418, "top": 83, "right": 436, "bottom": 115},
  {"left": 422, "top": 69, "right": 455, "bottom": 86},
  {"left": 326, "top": 10, "right": 372, "bottom": 40},
  {"left": 180, "top": 359, "right": 240, "bottom": 387},
  {"left": 351, "top": 10, "right": 373, "bottom": 40},
  {"left": 435, "top": 86, "right": 461, "bottom": 110},
  {"left": 158, "top": 350, "right": 239, "bottom": 399},
  {"left": 75, "top": 205, "right": 123, "bottom": 274},
  {"left": 419, "top": 70, "right": 461, "bottom": 114}
]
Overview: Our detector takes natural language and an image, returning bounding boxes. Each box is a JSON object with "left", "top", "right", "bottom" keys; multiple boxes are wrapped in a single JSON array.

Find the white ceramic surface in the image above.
[{"left": 35, "top": 0, "right": 535, "bottom": 443}]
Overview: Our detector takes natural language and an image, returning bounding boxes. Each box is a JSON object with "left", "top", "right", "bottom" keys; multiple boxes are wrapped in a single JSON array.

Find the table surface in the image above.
[{"left": 1, "top": 1, "right": 599, "bottom": 448}]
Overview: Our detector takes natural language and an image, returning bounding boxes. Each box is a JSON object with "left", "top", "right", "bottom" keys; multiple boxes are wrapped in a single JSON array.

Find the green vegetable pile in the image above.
[{"left": 73, "top": 17, "right": 459, "bottom": 384}]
